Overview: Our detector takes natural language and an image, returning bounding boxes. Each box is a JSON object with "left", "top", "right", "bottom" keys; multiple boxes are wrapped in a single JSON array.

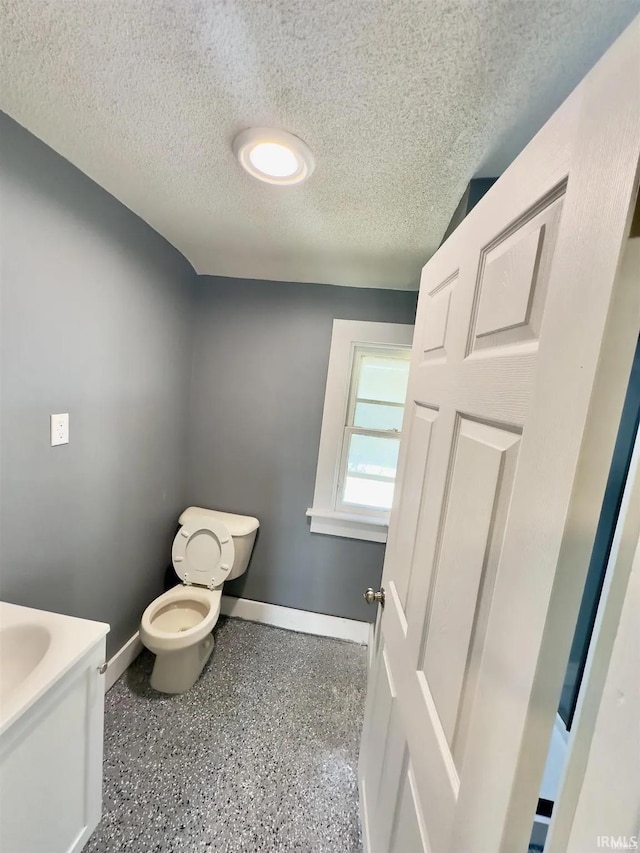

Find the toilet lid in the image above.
[{"left": 171, "top": 516, "right": 235, "bottom": 589}]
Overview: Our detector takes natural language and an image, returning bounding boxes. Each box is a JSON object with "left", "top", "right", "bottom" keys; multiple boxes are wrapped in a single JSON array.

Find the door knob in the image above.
[{"left": 363, "top": 587, "right": 385, "bottom": 606}]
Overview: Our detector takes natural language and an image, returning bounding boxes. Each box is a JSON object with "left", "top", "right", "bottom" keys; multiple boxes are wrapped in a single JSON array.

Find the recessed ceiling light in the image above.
[{"left": 233, "top": 127, "right": 315, "bottom": 186}]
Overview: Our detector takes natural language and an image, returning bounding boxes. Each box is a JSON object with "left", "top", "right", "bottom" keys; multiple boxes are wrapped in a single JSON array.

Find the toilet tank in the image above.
[{"left": 178, "top": 507, "right": 259, "bottom": 581}]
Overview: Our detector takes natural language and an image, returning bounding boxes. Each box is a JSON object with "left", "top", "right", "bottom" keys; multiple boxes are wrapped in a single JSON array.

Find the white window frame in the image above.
[{"left": 306, "top": 319, "right": 414, "bottom": 543}]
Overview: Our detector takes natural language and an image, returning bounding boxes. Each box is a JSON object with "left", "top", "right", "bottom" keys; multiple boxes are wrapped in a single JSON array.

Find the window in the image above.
[
  {"left": 337, "top": 347, "right": 409, "bottom": 515},
  {"left": 307, "top": 320, "right": 413, "bottom": 542}
]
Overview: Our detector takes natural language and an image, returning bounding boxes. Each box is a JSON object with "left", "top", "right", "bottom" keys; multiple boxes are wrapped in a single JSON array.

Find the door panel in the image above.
[
  {"left": 361, "top": 645, "right": 406, "bottom": 853},
  {"left": 421, "top": 272, "right": 457, "bottom": 362},
  {"left": 388, "top": 404, "right": 438, "bottom": 609},
  {"left": 422, "top": 418, "right": 521, "bottom": 746},
  {"left": 363, "top": 648, "right": 396, "bottom": 812},
  {"left": 389, "top": 761, "right": 429, "bottom": 853},
  {"left": 470, "top": 193, "right": 563, "bottom": 353},
  {"left": 359, "top": 18, "right": 640, "bottom": 853}
]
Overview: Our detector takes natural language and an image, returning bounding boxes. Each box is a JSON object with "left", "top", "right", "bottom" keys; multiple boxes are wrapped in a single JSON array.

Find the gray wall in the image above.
[
  {"left": 0, "top": 114, "right": 195, "bottom": 655},
  {"left": 186, "top": 277, "right": 418, "bottom": 622},
  {"left": 0, "top": 112, "right": 418, "bottom": 646}
]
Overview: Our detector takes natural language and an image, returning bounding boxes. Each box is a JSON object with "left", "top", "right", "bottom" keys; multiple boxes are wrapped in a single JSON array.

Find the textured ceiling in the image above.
[{"left": 2, "top": 1, "right": 639, "bottom": 289}]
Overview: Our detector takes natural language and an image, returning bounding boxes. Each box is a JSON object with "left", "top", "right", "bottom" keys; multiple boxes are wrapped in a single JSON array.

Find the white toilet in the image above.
[{"left": 139, "top": 506, "right": 259, "bottom": 694}]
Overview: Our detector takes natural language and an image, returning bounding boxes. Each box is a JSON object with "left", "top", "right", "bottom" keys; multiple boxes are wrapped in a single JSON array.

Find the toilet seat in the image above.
[
  {"left": 171, "top": 516, "right": 235, "bottom": 589},
  {"left": 140, "top": 585, "right": 222, "bottom": 653}
]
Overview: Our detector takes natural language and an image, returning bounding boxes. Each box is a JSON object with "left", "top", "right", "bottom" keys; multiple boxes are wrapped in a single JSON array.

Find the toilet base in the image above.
[{"left": 149, "top": 633, "right": 215, "bottom": 694}]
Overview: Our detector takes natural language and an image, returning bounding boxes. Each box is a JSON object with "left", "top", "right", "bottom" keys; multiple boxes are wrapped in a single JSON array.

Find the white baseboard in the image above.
[
  {"left": 220, "top": 595, "right": 370, "bottom": 644},
  {"left": 105, "top": 600, "right": 369, "bottom": 691},
  {"left": 105, "top": 631, "right": 143, "bottom": 691}
]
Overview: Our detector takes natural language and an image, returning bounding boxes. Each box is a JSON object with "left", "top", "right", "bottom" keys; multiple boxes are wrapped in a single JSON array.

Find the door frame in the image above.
[{"left": 546, "top": 239, "right": 640, "bottom": 852}]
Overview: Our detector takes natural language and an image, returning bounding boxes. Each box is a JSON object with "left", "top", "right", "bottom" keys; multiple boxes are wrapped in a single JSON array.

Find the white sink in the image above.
[
  {"left": 0, "top": 602, "right": 108, "bottom": 736},
  {"left": 0, "top": 623, "right": 52, "bottom": 698}
]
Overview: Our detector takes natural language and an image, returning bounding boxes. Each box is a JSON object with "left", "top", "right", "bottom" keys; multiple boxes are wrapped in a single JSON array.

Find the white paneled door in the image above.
[{"left": 359, "top": 18, "right": 640, "bottom": 853}]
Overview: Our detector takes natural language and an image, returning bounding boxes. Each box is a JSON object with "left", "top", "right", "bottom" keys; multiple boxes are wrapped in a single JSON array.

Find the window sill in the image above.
[{"left": 305, "top": 508, "right": 388, "bottom": 543}]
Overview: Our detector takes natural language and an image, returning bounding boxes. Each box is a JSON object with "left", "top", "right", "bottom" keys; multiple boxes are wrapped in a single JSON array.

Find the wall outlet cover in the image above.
[{"left": 51, "top": 413, "right": 69, "bottom": 446}]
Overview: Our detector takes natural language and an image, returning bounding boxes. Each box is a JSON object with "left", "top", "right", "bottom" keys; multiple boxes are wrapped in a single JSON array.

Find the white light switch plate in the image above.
[{"left": 51, "top": 413, "right": 69, "bottom": 446}]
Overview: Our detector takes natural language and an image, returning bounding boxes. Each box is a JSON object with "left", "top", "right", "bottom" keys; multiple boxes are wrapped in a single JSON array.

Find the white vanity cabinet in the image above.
[{"left": 0, "top": 603, "right": 109, "bottom": 853}]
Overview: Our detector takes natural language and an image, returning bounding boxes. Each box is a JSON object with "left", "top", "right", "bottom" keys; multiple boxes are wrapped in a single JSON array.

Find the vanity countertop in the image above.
[{"left": 0, "top": 601, "right": 109, "bottom": 736}]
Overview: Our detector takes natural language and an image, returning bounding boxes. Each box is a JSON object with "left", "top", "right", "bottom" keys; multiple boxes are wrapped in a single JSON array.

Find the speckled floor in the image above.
[{"left": 86, "top": 617, "right": 367, "bottom": 853}]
